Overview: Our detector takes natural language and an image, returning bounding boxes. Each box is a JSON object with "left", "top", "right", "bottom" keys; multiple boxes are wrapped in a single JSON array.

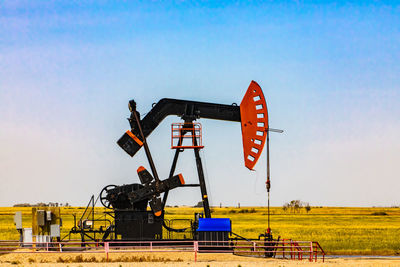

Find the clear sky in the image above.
[{"left": 0, "top": 1, "right": 399, "bottom": 207}]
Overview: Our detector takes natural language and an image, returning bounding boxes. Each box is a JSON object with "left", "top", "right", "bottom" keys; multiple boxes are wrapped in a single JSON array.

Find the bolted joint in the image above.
[
  {"left": 266, "top": 179, "right": 271, "bottom": 191},
  {"left": 128, "top": 99, "right": 137, "bottom": 112}
]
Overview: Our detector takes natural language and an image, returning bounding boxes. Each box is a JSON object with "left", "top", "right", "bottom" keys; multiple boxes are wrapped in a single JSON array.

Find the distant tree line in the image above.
[
  {"left": 282, "top": 200, "right": 311, "bottom": 213},
  {"left": 13, "top": 202, "right": 70, "bottom": 207}
]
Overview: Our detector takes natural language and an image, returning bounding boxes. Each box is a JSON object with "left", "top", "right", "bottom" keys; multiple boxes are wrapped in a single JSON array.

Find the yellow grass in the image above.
[{"left": 1, "top": 206, "right": 400, "bottom": 255}]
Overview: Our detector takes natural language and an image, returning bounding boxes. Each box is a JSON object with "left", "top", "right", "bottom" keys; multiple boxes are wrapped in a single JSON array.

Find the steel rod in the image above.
[
  {"left": 132, "top": 110, "right": 160, "bottom": 182},
  {"left": 266, "top": 130, "right": 270, "bottom": 232}
]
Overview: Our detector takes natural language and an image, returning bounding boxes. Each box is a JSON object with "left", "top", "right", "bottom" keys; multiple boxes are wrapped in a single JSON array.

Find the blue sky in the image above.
[{"left": 0, "top": 1, "right": 399, "bottom": 207}]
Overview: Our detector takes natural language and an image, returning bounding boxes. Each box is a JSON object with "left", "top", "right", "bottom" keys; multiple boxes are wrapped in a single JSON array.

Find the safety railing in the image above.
[
  {"left": 0, "top": 240, "right": 325, "bottom": 262},
  {"left": 171, "top": 123, "right": 204, "bottom": 149},
  {"left": 164, "top": 219, "right": 193, "bottom": 240}
]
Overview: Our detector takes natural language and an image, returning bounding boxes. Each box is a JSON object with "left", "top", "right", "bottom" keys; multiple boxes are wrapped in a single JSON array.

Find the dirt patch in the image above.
[{"left": 1, "top": 252, "right": 400, "bottom": 266}]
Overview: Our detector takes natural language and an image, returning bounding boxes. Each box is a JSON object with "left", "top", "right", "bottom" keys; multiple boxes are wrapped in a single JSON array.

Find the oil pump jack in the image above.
[{"left": 77, "top": 81, "right": 275, "bottom": 250}]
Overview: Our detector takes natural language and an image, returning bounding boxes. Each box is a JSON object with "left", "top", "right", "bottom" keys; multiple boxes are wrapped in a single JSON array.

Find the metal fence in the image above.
[{"left": 0, "top": 239, "right": 325, "bottom": 262}]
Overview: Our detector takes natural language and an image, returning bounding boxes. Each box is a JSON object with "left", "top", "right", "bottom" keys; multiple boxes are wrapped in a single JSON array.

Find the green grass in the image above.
[{"left": 1, "top": 206, "right": 400, "bottom": 255}]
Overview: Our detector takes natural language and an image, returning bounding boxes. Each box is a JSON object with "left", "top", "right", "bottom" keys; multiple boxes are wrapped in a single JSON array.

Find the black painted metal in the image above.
[
  {"left": 109, "top": 97, "right": 256, "bottom": 243},
  {"left": 161, "top": 136, "right": 183, "bottom": 212},
  {"left": 132, "top": 110, "right": 160, "bottom": 182},
  {"left": 126, "top": 174, "right": 184, "bottom": 204},
  {"left": 164, "top": 121, "right": 211, "bottom": 218},
  {"left": 192, "top": 129, "right": 211, "bottom": 218},
  {"left": 160, "top": 121, "right": 211, "bottom": 219},
  {"left": 117, "top": 98, "right": 239, "bottom": 220},
  {"left": 114, "top": 210, "right": 163, "bottom": 240},
  {"left": 120, "top": 98, "right": 240, "bottom": 157},
  {"left": 104, "top": 183, "right": 148, "bottom": 210}
]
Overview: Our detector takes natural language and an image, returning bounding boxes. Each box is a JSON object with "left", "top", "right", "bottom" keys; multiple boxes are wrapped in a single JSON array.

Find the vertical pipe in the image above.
[
  {"left": 267, "top": 129, "right": 270, "bottom": 183},
  {"left": 266, "top": 130, "right": 271, "bottom": 232}
]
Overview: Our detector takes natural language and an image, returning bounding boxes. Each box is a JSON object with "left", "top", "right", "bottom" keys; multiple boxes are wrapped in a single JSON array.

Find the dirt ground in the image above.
[{"left": 1, "top": 252, "right": 400, "bottom": 267}]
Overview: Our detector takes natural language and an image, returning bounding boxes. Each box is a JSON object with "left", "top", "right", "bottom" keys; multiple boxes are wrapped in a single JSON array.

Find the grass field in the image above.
[{"left": 1, "top": 206, "right": 399, "bottom": 255}]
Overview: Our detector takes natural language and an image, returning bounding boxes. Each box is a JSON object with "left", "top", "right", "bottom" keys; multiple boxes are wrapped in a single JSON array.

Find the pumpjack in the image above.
[{"left": 68, "top": 81, "right": 275, "bottom": 254}]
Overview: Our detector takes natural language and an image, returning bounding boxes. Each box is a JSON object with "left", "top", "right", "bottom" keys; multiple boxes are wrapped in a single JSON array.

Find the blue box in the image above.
[{"left": 197, "top": 218, "right": 231, "bottom": 232}]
